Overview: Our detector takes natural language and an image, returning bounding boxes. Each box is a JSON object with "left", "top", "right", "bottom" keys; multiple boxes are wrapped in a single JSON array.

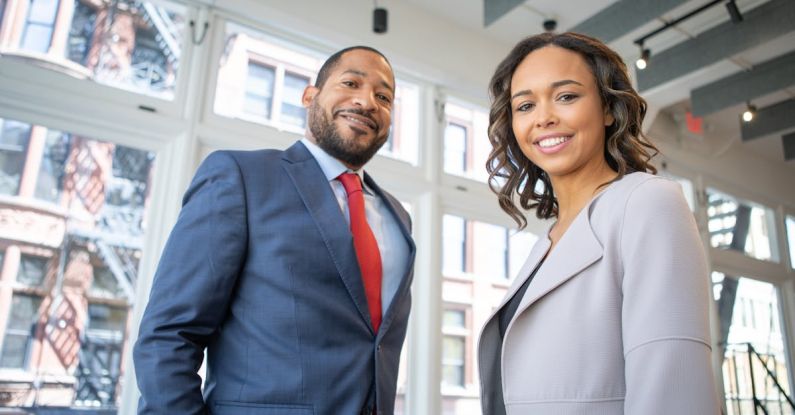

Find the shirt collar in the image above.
[{"left": 301, "top": 137, "right": 366, "bottom": 184}]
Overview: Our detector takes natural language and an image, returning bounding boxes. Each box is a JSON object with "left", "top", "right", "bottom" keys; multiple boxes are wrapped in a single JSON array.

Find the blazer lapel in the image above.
[
  {"left": 363, "top": 172, "right": 417, "bottom": 336},
  {"left": 281, "top": 142, "right": 374, "bottom": 333},
  {"left": 514, "top": 201, "right": 604, "bottom": 316}
]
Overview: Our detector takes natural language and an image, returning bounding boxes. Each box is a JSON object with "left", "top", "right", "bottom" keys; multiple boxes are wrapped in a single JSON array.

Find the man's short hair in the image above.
[{"left": 314, "top": 46, "right": 392, "bottom": 89}]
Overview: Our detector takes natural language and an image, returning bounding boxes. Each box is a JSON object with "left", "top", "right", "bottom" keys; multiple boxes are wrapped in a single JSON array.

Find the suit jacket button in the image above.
[{"left": 377, "top": 345, "right": 382, "bottom": 352}]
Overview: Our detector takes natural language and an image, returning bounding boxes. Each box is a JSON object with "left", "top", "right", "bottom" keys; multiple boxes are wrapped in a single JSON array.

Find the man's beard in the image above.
[{"left": 308, "top": 100, "right": 388, "bottom": 169}]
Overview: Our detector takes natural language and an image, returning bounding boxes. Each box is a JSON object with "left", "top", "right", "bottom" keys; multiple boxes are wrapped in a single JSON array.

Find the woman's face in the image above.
[{"left": 509, "top": 45, "right": 614, "bottom": 180}]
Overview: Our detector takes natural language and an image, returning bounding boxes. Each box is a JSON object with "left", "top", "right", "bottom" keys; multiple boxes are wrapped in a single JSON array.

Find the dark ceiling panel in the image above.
[{"left": 637, "top": 0, "right": 795, "bottom": 92}]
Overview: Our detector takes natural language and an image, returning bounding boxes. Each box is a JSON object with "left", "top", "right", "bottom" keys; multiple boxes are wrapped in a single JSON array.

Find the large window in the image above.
[
  {"left": 714, "top": 274, "right": 792, "bottom": 414},
  {"left": 443, "top": 101, "right": 490, "bottom": 182},
  {"left": 214, "top": 23, "right": 322, "bottom": 132},
  {"left": 440, "top": 213, "right": 537, "bottom": 413},
  {"left": 1, "top": 0, "right": 187, "bottom": 98},
  {"left": 0, "top": 119, "right": 31, "bottom": 196},
  {"left": 0, "top": 116, "right": 155, "bottom": 410},
  {"left": 707, "top": 188, "right": 780, "bottom": 263},
  {"left": 243, "top": 62, "right": 276, "bottom": 120},
  {"left": 441, "top": 309, "right": 467, "bottom": 389},
  {"left": 442, "top": 214, "right": 535, "bottom": 281},
  {"left": 213, "top": 22, "right": 420, "bottom": 164},
  {"left": 20, "top": 0, "right": 60, "bottom": 53},
  {"left": 0, "top": 254, "right": 48, "bottom": 369},
  {"left": 281, "top": 71, "right": 310, "bottom": 128}
]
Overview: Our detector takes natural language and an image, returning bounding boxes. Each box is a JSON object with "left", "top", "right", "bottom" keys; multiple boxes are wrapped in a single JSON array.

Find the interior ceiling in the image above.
[{"left": 403, "top": 0, "right": 795, "bottom": 165}]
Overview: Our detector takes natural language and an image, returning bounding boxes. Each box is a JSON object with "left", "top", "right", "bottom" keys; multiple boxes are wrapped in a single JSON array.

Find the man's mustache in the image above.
[{"left": 333, "top": 108, "right": 379, "bottom": 131}]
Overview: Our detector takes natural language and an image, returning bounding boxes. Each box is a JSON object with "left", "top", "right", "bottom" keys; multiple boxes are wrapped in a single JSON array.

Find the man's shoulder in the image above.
[{"left": 203, "top": 147, "right": 293, "bottom": 172}]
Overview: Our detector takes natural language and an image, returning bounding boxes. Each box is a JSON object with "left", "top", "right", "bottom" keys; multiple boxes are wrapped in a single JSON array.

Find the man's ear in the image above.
[{"left": 302, "top": 85, "right": 319, "bottom": 108}]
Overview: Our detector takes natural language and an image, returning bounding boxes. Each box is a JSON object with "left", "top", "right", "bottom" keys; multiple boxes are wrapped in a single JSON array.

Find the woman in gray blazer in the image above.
[{"left": 478, "top": 32, "right": 720, "bottom": 414}]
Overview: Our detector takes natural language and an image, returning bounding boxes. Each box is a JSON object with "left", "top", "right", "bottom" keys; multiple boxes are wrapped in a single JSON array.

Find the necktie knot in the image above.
[{"left": 338, "top": 172, "right": 363, "bottom": 196}]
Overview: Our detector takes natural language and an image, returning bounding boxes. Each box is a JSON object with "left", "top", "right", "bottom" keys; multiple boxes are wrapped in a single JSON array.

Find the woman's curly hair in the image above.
[{"left": 486, "top": 32, "right": 659, "bottom": 229}]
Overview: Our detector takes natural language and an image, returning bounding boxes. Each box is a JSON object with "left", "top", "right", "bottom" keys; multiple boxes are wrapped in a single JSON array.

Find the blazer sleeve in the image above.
[
  {"left": 619, "top": 177, "right": 720, "bottom": 414},
  {"left": 133, "top": 151, "right": 248, "bottom": 414}
]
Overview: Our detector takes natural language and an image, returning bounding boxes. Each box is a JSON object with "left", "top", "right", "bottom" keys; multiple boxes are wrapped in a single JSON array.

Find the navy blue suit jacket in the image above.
[{"left": 133, "top": 141, "right": 416, "bottom": 415}]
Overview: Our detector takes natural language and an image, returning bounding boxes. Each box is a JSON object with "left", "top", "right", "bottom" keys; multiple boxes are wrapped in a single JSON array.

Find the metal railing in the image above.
[{"left": 724, "top": 343, "right": 795, "bottom": 415}]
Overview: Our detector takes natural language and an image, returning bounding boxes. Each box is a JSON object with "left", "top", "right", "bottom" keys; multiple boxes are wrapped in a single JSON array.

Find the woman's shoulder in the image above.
[
  {"left": 591, "top": 172, "right": 688, "bottom": 224},
  {"left": 607, "top": 172, "right": 683, "bottom": 204}
]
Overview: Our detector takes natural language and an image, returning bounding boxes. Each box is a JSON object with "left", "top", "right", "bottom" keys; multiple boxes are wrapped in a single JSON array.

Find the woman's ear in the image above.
[{"left": 604, "top": 106, "right": 615, "bottom": 127}]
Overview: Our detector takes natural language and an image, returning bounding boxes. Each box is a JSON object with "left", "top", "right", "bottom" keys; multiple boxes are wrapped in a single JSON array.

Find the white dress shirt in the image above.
[{"left": 301, "top": 138, "right": 409, "bottom": 313}]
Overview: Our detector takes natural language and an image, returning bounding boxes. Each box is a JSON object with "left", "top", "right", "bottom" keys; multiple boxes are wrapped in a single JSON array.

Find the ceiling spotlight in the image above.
[
  {"left": 635, "top": 47, "right": 651, "bottom": 70},
  {"left": 543, "top": 19, "right": 557, "bottom": 32},
  {"left": 726, "top": 0, "right": 743, "bottom": 23},
  {"left": 742, "top": 103, "right": 756, "bottom": 123},
  {"left": 373, "top": 7, "right": 388, "bottom": 33}
]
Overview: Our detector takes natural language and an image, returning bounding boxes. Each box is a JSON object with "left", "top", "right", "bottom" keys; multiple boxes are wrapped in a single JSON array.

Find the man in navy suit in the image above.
[{"left": 133, "top": 46, "right": 416, "bottom": 415}]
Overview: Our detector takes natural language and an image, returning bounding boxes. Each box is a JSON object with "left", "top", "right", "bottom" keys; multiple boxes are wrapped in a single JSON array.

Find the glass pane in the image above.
[
  {"left": 34, "top": 129, "right": 70, "bottom": 203},
  {"left": 0, "top": 294, "right": 42, "bottom": 369},
  {"left": 0, "top": 116, "right": 155, "bottom": 410},
  {"left": 0, "top": 334, "right": 30, "bottom": 369},
  {"left": 65, "top": 0, "right": 95, "bottom": 65},
  {"left": 444, "top": 123, "right": 467, "bottom": 175},
  {"left": 472, "top": 222, "right": 507, "bottom": 279},
  {"left": 441, "top": 336, "right": 464, "bottom": 387},
  {"left": 281, "top": 72, "right": 308, "bottom": 128},
  {"left": 787, "top": 215, "right": 795, "bottom": 269},
  {"left": 444, "top": 102, "right": 490, "bottom": 181},
  {"left": 20, "top": 23, "right": 53, "bottom": 53},
  {"left": 86, "top": 304, "right": 127, "bottom": 333},
  {"left": 443, "top": 310, "right": 465, "bottom": 328},
  {"left": 28, "top": 0, "right": 59, "bottom": 23},
  {"left": 379, "top": 80, "right": 420, "bottom": 164},
  {"left": 707, "top": 188, "right": 779, "bottom": 262},
  {"left": 214, "top": 22, "right": 323, "bottom": 129},
  {"left": 0, "top": 119, "right": 31, "bottom": 196},
  {"left": 719, "top": 276, "right": 792, "bottom": 412},
  {"left": 442, "top": 215, "right": 465, "bottom": 276},
  {"left": 90, "top": 266, "right": 126, "bottom": 299},
  {"left": 4, "top": 294, "right": 42, "bottom": 331},
  {"left": 17, "top": 254, "right": 48, "bottom": 286},
  {"left": 2, "top": 0, "right": 186, "bottom": 99},
  {"left": 508, "top": 231, "right": 537, "bottom": 282}
]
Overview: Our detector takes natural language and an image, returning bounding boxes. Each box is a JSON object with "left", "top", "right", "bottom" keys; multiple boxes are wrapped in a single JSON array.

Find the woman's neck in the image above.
[{"left": 550, "top": 162, "right": 618, "bottom": 232}]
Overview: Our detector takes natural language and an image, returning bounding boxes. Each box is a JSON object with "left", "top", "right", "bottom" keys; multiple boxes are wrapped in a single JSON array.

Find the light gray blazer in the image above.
[{"left": 478, "top": 172, "right": 720, "bottom": 415}]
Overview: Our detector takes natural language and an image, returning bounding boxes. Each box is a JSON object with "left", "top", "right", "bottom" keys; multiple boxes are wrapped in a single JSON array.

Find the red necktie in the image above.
[{"left": 338, "top": 173, "right": 382, "bottom": 333}]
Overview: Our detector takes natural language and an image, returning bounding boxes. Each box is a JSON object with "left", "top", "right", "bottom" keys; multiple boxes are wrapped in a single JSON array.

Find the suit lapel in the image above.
[
  {"left": 363, "top": 172, "right": 416, "bottom": 337},
  {"left": 514, "top": 200, "right": 604, "bottom": 316},
  {"left": 281, "top": 142, "right": 374, "bottom": 333}
]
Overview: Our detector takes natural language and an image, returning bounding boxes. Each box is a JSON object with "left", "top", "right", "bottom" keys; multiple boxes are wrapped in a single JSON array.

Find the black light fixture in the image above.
[
  {"left": 726, "top": 0, "right": 743, "bottom": 23},
  {"left": 636, "top": 45, "right": 651, "bottom": 70},
  {"left": 543, "top": 19, "right": 557, "bottom": 33},
  {"left": 742, "top": 102, "right": 756, "bottom": 123},
  {"left": 373, "top": 0, "right": 387, "bottom": 34},
  {"left": 633, "top": 0, "right": 726, "bottom": 68}
]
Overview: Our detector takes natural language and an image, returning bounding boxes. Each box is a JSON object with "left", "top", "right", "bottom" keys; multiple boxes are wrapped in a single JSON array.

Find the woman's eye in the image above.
[
  {"left": 517, "top": 102, "right": 534, "bottom": 112},
  {"left": 342, "top": 80, "right": 356, "bottom": 87},
  {"left": 558, "top": 93, "right": 578, "bottom": 102}
]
